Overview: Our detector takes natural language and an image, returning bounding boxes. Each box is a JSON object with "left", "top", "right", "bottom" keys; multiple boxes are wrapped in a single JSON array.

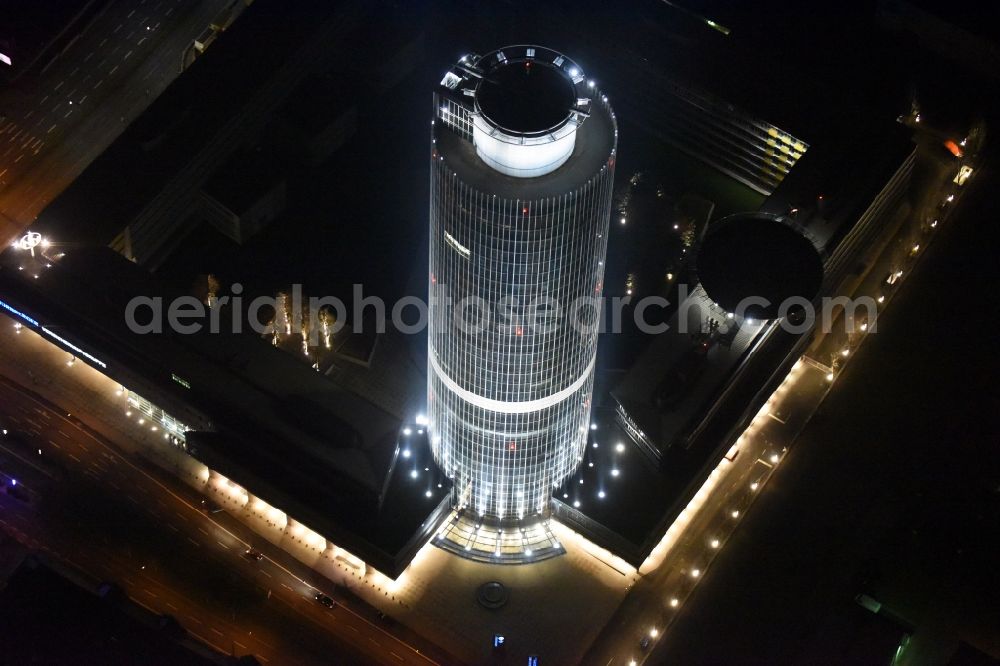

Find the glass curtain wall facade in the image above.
[{"left": 428, "top": 46, "right": 617, "bottom": 520}]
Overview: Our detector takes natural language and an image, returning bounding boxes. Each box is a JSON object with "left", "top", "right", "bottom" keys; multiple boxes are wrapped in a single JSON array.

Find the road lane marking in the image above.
[
  {"left": 391, "top": 652, "right": 403, "bottom": 661},
  {"left": 210, "top": 628, "right": 224, "bottom": 637},
  {"left": 259, "top": 569, "right": 271, "bottom": 578},
  {"left": 69, "top": 453, "right": 81, "bottom": 463},
  {"left": 167, "top": 524, "right": 178, "bottom": 532},
  {"left": 190, "top": 631, "right": 229, "bottom": 655},
  {"left": 132, "top": 598, "right": 158, "bottom": 615},
  {"left": 187, "top": 537, "right": 200, "bottom": 547},
  {"left": 280, "top": 583, "right": 293, "bottom": 591},
  {"left": 217, "top": 541, "right": 230, "bottom": 550},
  {"left": 198, "top": 527, "right": 209, "bottom": 536}
]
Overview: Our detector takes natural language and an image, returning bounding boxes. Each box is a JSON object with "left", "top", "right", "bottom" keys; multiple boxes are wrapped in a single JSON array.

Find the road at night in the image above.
[
  {"left": 0, "top": 375, "right": 446, "bottom": 665},
  {"left": 0, "top": 0, "right": 237, "bottom": 245}
]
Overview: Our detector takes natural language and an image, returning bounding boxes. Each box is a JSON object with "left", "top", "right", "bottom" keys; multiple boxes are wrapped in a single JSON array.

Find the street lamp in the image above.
[{"left": 14, "top": 231, "right": 43, "bottom": 257}]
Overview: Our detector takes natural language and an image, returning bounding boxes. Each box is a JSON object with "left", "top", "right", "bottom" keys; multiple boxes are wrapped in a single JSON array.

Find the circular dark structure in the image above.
[
  {"left": 477, "top": 61, "right": 575, "bottom": 134},
  {"left": 476, "top": 581, "right": 510, "bottom": 609},
  {"left": 696, "top": 213, "right": 824, "bottom": 320}
]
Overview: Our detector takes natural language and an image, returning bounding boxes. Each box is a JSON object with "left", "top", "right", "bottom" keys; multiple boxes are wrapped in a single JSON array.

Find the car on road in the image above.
[
  {"left": 200, "top": 498, "right": 223, "bottom": 514},
  {"left": 243, "top": 548, "right": 263, "bottom": 562},
  {"left": 315, "top": 593, "right": 335, "bottom": 608}
]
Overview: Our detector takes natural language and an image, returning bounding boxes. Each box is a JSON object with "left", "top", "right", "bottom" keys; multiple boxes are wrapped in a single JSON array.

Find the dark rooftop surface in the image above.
[
  {"left": 697, "top": 213, "right": 824, "bottom": 319},
  {"left": 477, "top": 60, "right": 576, "bottom": 134},
  {"left": 203, "top": 146, "right": 285, "bottom": 213}
]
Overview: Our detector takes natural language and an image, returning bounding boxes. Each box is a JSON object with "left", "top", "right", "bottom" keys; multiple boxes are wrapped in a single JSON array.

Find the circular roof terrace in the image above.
[
  {"left": 476, "top": 60, "right": 576, "bottom": 135},
  {"left": 696, "top": 213, "right": 824, "bottom": 320}
]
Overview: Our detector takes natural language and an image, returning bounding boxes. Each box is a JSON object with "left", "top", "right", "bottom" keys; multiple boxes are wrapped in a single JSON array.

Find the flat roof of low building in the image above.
[{"left": 0, "top": 245, "right": 447, "bottom": 575}]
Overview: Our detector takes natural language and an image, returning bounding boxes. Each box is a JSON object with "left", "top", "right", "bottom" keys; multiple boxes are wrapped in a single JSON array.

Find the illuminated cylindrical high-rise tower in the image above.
[{"left": 428, "top": 45, "right": 617, "bottom": 520}]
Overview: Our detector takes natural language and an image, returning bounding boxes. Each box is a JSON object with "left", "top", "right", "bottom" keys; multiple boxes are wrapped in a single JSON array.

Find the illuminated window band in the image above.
[
  {"left": 41, "top": 327, "right": 107, "bottom": 369},
  {"left": 0, "top": 298, "right": 40, "bottom": 327},
  {"left": 430, "top": 351, "right": 595, "bottom": 415},
  {"left": 444, "top": 230, "right": 471, "bottom": 259}
]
